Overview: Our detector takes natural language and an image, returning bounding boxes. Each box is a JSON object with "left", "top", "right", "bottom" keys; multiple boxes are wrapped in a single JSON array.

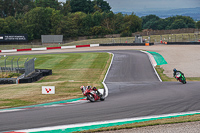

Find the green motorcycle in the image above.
[{"left": 175, "top": 72, "right": 187, "bottom": 84}]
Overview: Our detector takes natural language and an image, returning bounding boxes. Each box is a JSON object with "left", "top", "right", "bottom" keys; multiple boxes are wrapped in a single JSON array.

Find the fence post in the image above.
[
  {"left": 0, "top": 56, "right": 1, "bottom": 77},
  {"left": 5, "top": 57, "right": 8, "bottom": 70},
  {"left": 168, "top": 35, "right": 169, "bottom": 42},
  {"left": 149, "top": 36, "right": 151, "bottom": 43},
  {"left": 160, "top": 35, "right": 162, "bottom": 42},
  {"left": 188, "top": 34, "right": 190, "bottom": 41},
  {"left": 175, "top": 35, "right": 176, "bottom": 42},
  {"left": 5, "top": 57, "right": 8, "bottom": 75},
  {"left": 11, "top": 57, "right": 15, "bottom": 72},
  {"left": 182, "top": 34, "right": 183, "bottom": 42},
  {"left": 17, "top": 57, "right": 20, "bottom": 73},
  {"left": 25, "top": 57, "right": 29, "bottom": 62}
]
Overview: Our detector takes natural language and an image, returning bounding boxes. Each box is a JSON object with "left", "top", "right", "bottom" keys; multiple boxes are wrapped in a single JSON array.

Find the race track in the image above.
[{"left": 1, "top": 50, "right": 200, "bottom": 132}]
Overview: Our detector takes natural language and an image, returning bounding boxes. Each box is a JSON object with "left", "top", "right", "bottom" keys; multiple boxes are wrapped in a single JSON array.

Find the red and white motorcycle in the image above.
[{"left": 81, "top": 86, "right": 105, "bottom": 102}]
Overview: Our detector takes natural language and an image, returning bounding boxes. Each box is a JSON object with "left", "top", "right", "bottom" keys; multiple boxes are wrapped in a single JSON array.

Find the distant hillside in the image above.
[{"left": 117, "top": 7, "right": 200, "bottom": 21}]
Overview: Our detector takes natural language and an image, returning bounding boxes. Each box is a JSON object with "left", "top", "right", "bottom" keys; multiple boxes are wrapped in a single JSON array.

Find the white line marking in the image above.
[
  {"left": 102, "top": 52, "right": 114, "bottom": 97},
  {"left": 14, "top": 110, "right": 200, "bottom": 132}
]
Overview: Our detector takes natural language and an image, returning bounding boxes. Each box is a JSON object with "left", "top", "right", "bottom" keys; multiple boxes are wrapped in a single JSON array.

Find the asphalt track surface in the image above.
[{"left": 1, "top": 50, "right": 200, "bottom": 132}]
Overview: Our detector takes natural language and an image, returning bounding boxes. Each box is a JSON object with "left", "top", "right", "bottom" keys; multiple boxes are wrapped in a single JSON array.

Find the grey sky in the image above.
[
  {"left": 58, "top": 0, "right": 200, "bottom": 12},
  {"left": 105, "top": 0, "right": 200, "bottom": 12}
]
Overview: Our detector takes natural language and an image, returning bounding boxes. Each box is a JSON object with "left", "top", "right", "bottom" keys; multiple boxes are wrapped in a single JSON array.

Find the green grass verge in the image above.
[
  {"left": 0, "top": 99, "right": 35, "bottom": 108},
  {"left": 0, "top": 52, "right": 112, "bottom": 109},
  {"left": 155, "top": 66, "right": 175, "bottom": 81}
]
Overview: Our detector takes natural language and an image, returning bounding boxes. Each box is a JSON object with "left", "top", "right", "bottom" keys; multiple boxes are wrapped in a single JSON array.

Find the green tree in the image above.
[
  {"left": 0, "top": 0, "right": 4, "bottom": 18},
  {"left": 141, "top": 14, "right": 160, "bottom": 29},
  {"left": 113, "top": 12, "right": 124, "bottom": 34},
  {"left": 21, "top": 0, "right": 35, "bottom": 14},
  {"left": 4, "top": 0, "right": 15, "bottom": 17},
  {"left": 101, "top": 11, "right": 114, "bottom": 33},
  {"left": 143, "top": 19, "right": 167, "bottom": 30},
  {"left": 169, "top": 19, "right": 187, "bottom": 29},
  {"left": 70, "top": 0, "right": 94, "bottom": 13},
  {"left": 61, "top": 0, "right": 71, "bottom": 16},
  {"left": 123, "top": 13, "right": 142, "bottom": 33},
  {"left": 0, "top": 18, "right": 5, "bottom": 33},
  {"left": 93, "top": 0, "right": 111, "bottom": 12},
  {"left": 165, "top": 15, "right": 196, "bottom": 29},
  {"left": 91, "top": 26, "right": 108, "bottom": 36},
  {"left": 23, "top": 7, "right": 53, "bottom": 40},
  {"left": 60, "top": 14, "right": 78, "bottom": 38},
  {"left": 80, "top": 14, "right": 93, "bottom": 35},
  {"left": 93, "top": 11, "right": 103, "bottom": 26},
  {"left": 50, "top": 9, "right": 64, "bottom": 35},
  {"left": 196, "top": 21, "right": 200, "bottom": 29},
  {"left": 35, "top": 0, "right": 61, "bottom": 10},
  {"left": 3, "top": 16, "right": 18, "bottom": 33},
  {"left": 176, "top": 15, "right": 195, "bottom": 28},
  {"left": 14, "top": 0, "right": 24, "bottom": 15}
]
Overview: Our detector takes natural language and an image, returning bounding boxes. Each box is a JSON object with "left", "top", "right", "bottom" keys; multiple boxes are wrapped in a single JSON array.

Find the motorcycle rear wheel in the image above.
[
  {"left": 100, "top": 96, "right": 105, "bottom": 101},
  {"left": 87, "top": 94, "right": 95, "bottom": 102}
]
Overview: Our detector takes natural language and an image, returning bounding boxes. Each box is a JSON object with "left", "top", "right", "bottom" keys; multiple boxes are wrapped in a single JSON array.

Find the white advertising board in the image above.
[{"left": 42, "top": 86, "right": 55, "bottom": 94}]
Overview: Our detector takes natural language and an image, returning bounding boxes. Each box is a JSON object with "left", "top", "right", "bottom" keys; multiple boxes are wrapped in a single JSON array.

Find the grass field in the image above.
[{"left": 0, "top": 52, "right": 112, "bottom": 109}]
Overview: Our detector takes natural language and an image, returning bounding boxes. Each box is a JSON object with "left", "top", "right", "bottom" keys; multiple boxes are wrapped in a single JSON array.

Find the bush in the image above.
[
  {"left": 6, "top": 73, "right": 21, "bottom": 78},
  {"left": 120, "top": 31, "right": 132, "bottom": 37}
]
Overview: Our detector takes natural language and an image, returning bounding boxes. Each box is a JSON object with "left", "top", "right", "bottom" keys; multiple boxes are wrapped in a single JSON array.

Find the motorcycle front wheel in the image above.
[
  {"left": 181, "top": 77, "right": 187, "bottom": 84},
  {"left": 87, "top": 94, "right": 95, "bottom": 102},
  {"left": 182, "top": 80, "right": 187, "bottom": 84}
]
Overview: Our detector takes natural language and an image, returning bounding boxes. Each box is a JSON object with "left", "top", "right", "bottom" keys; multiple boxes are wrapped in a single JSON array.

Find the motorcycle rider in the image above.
[
  {"left": 80, "top": 85, "right": 102, "bottom": 96},
  {"left": 80, "top": 86, "right": 86, "bottom": 93},
  {"left": 173, "top": 68, "right": 184, "bottom": 80}
]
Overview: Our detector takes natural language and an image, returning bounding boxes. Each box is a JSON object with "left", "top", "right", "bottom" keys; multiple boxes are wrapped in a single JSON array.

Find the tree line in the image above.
[
  {"left": 142, "top": 14, "right": 198, "bottom": 30},
  {"left": 0, "top": 0, "right": 199, "bottom": 41}
]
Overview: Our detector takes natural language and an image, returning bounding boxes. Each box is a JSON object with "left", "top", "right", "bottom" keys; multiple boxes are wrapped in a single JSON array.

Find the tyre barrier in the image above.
[
  {"left": 0, "top": 69, "right": 52, "bottom": 84},
  {"left": 19, "top": 69, "right": 52, "bottom": 83},
  {"left": 0, "top": 78, "right": 16, "bottom": 84},
  {"left": 36, "top": 69, "right": 52, "bottom": 76},
  {"left": 99, "top": 43, "right": 154, "bottom": 46}
]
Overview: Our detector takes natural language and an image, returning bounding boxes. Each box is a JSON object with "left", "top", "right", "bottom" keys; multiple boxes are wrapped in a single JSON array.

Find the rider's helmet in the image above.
[
  {"left": 92, "top": 87, "right": 97, "bottom": 91},
  {"left": 173, "top": 68, "right": 177, "bottom": 72},
  {"left": 80, "top": 86, "right": 84, "bottom": 89},
  {"left": 80, "top": 86, "right": 85, "bottom": 92}
]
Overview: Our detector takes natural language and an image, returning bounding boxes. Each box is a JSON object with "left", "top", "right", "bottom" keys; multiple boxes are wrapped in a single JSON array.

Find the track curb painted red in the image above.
[{"left": 0, "top": 44, "right": 99, "bottom": 53}]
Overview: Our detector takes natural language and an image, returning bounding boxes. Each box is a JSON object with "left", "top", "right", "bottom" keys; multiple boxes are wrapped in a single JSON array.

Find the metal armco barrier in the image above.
[
  {"left": 166, "top": 42, "right": 200, "bottom": 45},
  {"left": 99, "top": 43, "right": 154, "bottom": 46}
]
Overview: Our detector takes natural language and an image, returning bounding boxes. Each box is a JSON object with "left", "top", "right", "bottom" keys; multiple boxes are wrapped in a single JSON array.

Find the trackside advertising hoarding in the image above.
[{"left": 0, "top": 34, "right": 28, "bottom": 42}]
